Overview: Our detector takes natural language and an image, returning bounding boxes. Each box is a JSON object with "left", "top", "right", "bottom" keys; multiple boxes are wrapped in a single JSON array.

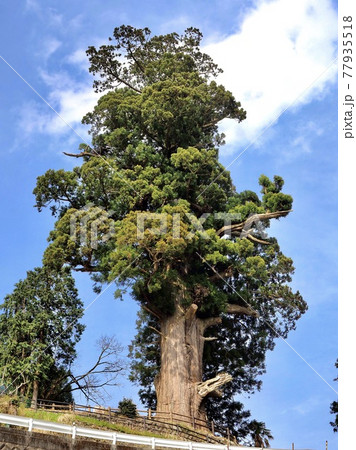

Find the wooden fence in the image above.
[{"left": 34, "top": 398, "right": 234, "bottom": 445}]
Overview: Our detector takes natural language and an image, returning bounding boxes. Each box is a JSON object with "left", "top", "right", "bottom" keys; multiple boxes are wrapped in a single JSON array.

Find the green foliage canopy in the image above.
[
  {"left": 0, "top": 267, "right": 84, "bottom": 401},
  {"left": 32, "top": 25, "right": 307, "bottom": 441}
]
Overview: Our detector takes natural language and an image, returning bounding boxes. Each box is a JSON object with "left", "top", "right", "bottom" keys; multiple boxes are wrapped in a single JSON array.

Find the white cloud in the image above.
[
  {"left": 67, "top": 49, "right": 90, "bottom": 72},
  {"left": 19, "top": 70, "right": 100, "bottom": 139},
  {"left": 289, "top": 121, "right": 324, "bottom": 154},
  {"left": 38, "top": 38, "right": 62, "bottom": 60},
  {"left": 204, "top": 0, "right": 337, "bottom": 155},
  {"left": 282, "top": 395, "right": 326, "bottom": 415},
  {"left": 159, "top": 16, "right": 192, "bottom": 34},
  {"left": 25, "top": 0, "right": 38, "bottom": 11},
  {"left": 44, "top": 87, "right": 100, "bottom": 135},
  {"left": 20, "top": 0, "right": 336, "bottom": 153},
  {"left": 67, "top": 37, "right": 109, "bottom": 72},
  {"left": 25, "top": 0, "right": 63, "bottom": 26},
  {"left": 20, "top": 101, "right": 51, "bottom": 135}
]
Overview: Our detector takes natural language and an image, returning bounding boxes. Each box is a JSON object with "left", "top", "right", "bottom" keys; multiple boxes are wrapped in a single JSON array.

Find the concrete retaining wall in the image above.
[{"left": 0, "top": 426, "right": 137, "bottom": 450}]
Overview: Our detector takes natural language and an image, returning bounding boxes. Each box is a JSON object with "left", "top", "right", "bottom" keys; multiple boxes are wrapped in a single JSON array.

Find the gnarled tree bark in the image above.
[
  {"left": 155, "top": 301, "right": 231, "bottom": 426},
  {"left": 154, "top": 295, "right": 263, "bottom": 426}
]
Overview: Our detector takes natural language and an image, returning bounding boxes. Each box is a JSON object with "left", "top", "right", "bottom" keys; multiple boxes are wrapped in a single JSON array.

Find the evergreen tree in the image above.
[
  {"left": 32, "top": 25, "right": 307, "bottom": 436},
  {"left": 118, "top": 397, "right": 138, "bottom": 418},
  {"left": 0, "top": 267, "right": 84, "bottom": 405}
]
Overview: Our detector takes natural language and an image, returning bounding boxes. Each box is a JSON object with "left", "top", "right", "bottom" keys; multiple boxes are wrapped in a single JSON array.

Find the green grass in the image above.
[
  {"left": 16, "top": 406, "right": 174, "bottom": 440},
  {"left": 19, "top": 408, "right": 63, "bottom": 422}
]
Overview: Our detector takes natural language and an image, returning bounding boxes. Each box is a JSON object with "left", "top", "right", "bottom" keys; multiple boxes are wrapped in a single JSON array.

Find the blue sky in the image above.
[{"left": 0, "top": 1, "right": 338, "bottom": 449}]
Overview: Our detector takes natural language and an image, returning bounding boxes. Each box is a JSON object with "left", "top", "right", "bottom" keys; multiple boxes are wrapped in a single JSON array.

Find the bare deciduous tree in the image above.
[{"left": 58, "top": 335, "right": 127, "bottom": 404}]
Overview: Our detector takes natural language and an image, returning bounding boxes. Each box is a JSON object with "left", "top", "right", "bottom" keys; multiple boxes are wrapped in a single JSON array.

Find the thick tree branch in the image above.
[
  {"left": 200, "top": 316, "right": 222, "bottom": 332},
  {"left": 226, "top": 304, "right": 259, "bottom": 318},
  {"left": 63, "top": 151, "right": 98, "bottom": 158},
  {"left": 246, "top": 233, "right": 271, "bottom": 245}
]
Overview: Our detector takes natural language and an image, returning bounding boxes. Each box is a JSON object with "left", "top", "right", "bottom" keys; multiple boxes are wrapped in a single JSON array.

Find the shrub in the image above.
[{"left": 118, "top": 398, "right": 137, "bottom": 418}]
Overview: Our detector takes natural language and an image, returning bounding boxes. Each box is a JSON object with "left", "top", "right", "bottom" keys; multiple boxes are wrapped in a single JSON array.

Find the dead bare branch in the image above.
[
  {"left": 63, "top": 151, "right": 98, "bottom": 158},
  {"left": 216, "top": 210, "right": 292, "bottom": 238},
  {"left": 196, "top": 373, "right": 232, "bottom": 398},
  {"left": 226, "top": 304, "right": 259, "bottom": 318}
]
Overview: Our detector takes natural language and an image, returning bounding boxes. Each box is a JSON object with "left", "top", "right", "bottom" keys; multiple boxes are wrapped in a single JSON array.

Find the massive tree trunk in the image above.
[{"left": 154, "top": 303, "right": 230, "bottom": 426}]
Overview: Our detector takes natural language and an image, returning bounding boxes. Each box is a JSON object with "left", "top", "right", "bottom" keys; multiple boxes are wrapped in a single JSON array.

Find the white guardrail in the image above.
[{"left": 0, "top": 412, "right": 296, "bottom": 450}]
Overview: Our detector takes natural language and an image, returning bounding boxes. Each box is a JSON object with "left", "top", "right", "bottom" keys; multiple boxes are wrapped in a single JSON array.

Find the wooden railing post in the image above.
[
  {"left": 211, "top": 420, "right": 215, "bottom": 434},
  {"left": 148, "top": 408, "right": 152, "bottom": 420}
]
